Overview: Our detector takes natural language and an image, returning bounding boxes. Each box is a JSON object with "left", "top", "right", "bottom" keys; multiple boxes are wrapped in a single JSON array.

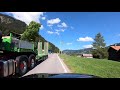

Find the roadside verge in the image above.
[{"left": 57, "top": 54, "right": 71, "bottom": 73}]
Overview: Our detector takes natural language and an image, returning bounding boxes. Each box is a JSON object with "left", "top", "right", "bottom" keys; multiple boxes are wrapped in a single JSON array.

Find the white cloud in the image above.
[
  {"left": 71, "top": 26, "right": 74, "bottom": 29},
  {"left": 57, "top": 22, "right": 68, "bottom": 28},
  {"left": 57, "top": 25, "right": 62, "bottom": 27},
  {"left": 77, "top": 36, "right": 94, "bottom": 42},
  {"left": 47, "top": 18, "right": 61, "bottom": 25},
  {"left": 55, "top": 29, "right": 65, "bottom": 32},
  {"left": 55, "top": 32, "right": 60, "bottom": 35},
  {"left": 41, "top": 17, "right": 46, "bottom": 20},
  {"left": 47, "top": 31, "right": 54, "bottom": 34},
  {"left": 47, "top": 31, "right": 59, "bottom": 35},
  {"left": 55, "top": 30, "right": 60, "bottom": 32},
  {"left": 66, "top": 43, "right": 72, "bottom": 45},
  {"left": 118, "top": 34, "right": 120, "bottom": 36},
  {"left": 83, "top": 45, "right": 93, "bottom": 48},
  {"left": 7, "top": 12, "right": 44, "bottom": 25},
  {"left": 61, "top": 29, "right": 65, "bottom": 32},
  {"left": 62, "top": 22, "right": 67, "bottom": 27},
  {"left": 40, "top": 25, "right": 44, "bottom": 30}
]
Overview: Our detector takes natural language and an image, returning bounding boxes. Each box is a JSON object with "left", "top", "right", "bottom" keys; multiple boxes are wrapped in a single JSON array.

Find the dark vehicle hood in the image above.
[{"left": 22, "top": 73, "right": 100, "bottom": 78}]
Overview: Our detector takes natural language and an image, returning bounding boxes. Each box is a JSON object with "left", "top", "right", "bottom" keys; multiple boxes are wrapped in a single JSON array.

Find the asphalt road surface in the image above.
[{"left": 23, "top": 53, "right": 71, "bottom": 77}]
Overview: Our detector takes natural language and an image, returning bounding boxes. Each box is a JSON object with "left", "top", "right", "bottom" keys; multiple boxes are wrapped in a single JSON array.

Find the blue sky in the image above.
[{"left": 1, "top": 12, "right": 120, "bottom": 50}]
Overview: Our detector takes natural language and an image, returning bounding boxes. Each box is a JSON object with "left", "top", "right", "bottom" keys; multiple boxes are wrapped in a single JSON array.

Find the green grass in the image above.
[{"left": 59, "top": 54, "right": 120, "bottom": 78}]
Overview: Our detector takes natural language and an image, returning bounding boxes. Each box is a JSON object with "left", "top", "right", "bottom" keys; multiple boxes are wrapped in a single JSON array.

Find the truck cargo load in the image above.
[{"left": 0, "top": 32, "right": 49, "bottom": 77}]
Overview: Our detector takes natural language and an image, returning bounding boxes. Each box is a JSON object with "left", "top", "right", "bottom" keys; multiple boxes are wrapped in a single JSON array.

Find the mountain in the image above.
[
  {"left": 0, "top": 13, "right": 59, "bottom": 53},
  {"left": 110, "top": 43, "right": 120, "bottom": 46},
  {"left": 0, "top": 13, "right": 27, "bottom": 35},
  {"left": 63, "top": 43, "right": 120, "bottom": 55},
  {"left": 63, "top": 48, "right": 93, "bottom": 55}
]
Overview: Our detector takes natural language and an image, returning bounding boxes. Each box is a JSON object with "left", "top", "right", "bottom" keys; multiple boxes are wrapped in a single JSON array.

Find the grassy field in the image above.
[{"left": 59, "top": 54, "right": 120, "bottom": 78}]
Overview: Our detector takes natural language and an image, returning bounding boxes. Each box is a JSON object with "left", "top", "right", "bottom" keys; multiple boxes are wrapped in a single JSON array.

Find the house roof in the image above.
[
  {"left": 82, "top": 54, "right": 93, "bottom": 57},
  {"left": 110, "top": 46, "right": 120, "bottom": 51}
]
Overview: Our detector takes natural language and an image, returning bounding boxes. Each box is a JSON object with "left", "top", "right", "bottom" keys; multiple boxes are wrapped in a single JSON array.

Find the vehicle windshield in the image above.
[{"left": 0, "top": 12, "right": 120, "bottom": 78}]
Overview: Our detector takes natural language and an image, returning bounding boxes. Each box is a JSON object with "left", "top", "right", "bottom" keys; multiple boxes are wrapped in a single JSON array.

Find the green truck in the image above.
[{"left": 0, "top": 32, "right": 48, "bottom": 77}]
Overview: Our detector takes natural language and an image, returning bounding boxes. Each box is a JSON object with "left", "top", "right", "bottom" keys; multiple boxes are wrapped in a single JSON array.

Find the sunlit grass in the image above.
[{"left": 59, "top": 54, "right": 120, "bottom": 78}]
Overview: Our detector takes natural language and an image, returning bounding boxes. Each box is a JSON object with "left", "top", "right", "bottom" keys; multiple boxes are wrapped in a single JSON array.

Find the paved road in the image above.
[{"left": 23, "top": 53, "right": 71, "bottom": 77}]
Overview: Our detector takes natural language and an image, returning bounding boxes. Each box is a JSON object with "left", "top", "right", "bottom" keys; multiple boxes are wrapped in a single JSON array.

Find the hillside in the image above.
[
  {"left": 0, "top": 13, "right": 59, "bottom": 52},
  {"left": 63, "top": 43, "right": 120, "bottom": 55},
  {"left": 0, "top": 13, "right": 27, "bottom": 35},
  {"left": 63, "top": 48, "right": 93, "bottom": 55}
]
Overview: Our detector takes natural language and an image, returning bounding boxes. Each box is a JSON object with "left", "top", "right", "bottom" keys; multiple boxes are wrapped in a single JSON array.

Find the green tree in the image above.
[
  {"left": 21, "top": 21, "right": 41, "bottom": 42},
  {"left": 92, "top": 33, "right": 108, "bottom": 59},
  {"left": 48, "top": 44, "right": 52, "bottom": 50}
]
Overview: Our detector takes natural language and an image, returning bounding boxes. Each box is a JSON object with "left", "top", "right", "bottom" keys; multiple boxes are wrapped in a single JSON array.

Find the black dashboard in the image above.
[{"left": 22, "top": 73, "right": 100, "bottom": 78}]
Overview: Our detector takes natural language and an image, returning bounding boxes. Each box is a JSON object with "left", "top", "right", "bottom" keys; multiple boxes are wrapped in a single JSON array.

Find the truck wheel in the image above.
[
  {"left": 43, "top": 56, "right": 46, "bottom": 61},
  {"left": 45, "top": 56, "right": 47, "bottom": 60},
  {"left": 46, "top": 55, "right": 48, "bottom": 59},
  {"left": 29, "top": 54, "right": 36, "bottom": 70},
  {"left": 18, "top": 56, "right": 28, "bottom": 76}
]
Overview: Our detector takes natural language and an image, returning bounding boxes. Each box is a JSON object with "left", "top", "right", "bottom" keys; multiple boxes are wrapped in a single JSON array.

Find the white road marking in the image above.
[{"left": 57, "top": 54, "right": 67, "bottom": 73}]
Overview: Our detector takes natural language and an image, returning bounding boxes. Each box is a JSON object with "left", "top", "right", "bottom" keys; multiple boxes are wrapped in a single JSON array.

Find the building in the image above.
[
  {"left": 108, "top": 46, "right": 120, "bottom": 61},
  {"left": 81, "top": 54, "right": 93, "bottom": 58}
]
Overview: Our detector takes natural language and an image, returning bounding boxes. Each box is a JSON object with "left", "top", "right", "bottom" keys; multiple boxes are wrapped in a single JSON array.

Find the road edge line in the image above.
[{"left": 57, "top": 54, "right": 67, "bottom": 73}]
